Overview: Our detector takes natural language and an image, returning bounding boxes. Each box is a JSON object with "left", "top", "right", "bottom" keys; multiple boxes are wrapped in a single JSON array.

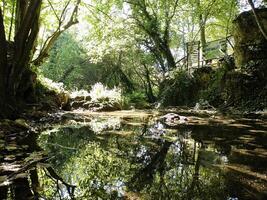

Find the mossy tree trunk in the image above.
[
  {"left": 0, "top": 0, "right": 42, "bottom": 118},
  {"left": 0, "top": 0, "right": 80, "bottom": 118}
]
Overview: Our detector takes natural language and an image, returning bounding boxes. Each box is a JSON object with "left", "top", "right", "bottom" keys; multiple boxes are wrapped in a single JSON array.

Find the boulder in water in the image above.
[{"left": 160, "top": 113, "right": 188, "bottom": 123}]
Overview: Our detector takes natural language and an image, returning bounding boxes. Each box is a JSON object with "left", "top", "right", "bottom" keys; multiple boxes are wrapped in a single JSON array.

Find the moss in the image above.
[
  {"left": 233, "top": 8, "right": 267, "bottom": 69},
  {"left": 229, "top": 8, "right": 267, "bottom": 111}
]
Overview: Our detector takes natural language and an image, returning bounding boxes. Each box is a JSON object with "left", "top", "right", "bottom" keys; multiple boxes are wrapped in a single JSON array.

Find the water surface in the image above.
[{"left": 1, "top": 110, "right": 267, "bottom": 199}]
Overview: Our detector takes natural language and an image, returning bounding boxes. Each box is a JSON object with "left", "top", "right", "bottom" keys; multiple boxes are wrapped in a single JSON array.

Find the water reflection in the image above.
[
  {"left": 1, "top": 111, "right": 267, "bottom": 199},
  {"left": 0, "top": 122, "right": 75, "bottom": 200}
]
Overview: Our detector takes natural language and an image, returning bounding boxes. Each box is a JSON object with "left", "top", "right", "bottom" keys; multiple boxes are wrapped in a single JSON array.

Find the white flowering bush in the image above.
[
  {"left": 89, "top": 83, "right": 122, "bottom": 103},
  {"left": 70, "top": 89, "right": 90, "bottom": 99}
]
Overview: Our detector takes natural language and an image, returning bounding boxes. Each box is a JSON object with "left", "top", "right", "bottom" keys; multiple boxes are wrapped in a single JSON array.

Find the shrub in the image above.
[
  {"left": 123, "top": 91, "right": 150, "bottom": 109},
  {"left": 197, "top": 68, "right": 226, "bottom": 107},
  {"left": 70, "top": 89, "right": 90, "bottom": 99},
  {"left": 160, "top": 70, "right": 197, "bottom": 106}
]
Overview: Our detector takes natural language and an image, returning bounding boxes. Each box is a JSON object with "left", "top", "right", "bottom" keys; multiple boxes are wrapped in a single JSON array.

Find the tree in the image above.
[
  {"left": 0, "top": 0, "right": 80, "bottom": 118},
  {"left": 0, "top": 0, "right": 42, "bottom": 118},
  {"left": 126, "top": 0, "right": 179, "bottom": 73}
]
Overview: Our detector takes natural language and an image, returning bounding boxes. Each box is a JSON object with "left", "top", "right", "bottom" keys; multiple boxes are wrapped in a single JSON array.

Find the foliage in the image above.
[
  {"left": 123, "top": 91, "right": 151, "bottom": 109},
  {"left": 197, "top": 66, "right": 229, "bottom": 107},
  {"left": 160, "top": 70, "right": 197, "bottom": 106},
  {"left": 70, "top": 89, "right": 90, "bottom": 99},
  {"left": 40, "top": 33, "right": 90, "bottom": 89},
  {"left": 38, "top": 0, "right": 241, "bottom": 110}
]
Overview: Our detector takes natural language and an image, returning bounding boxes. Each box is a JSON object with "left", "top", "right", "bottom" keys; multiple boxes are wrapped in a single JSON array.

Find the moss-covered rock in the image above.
[{"left": 231, "top": 8, "right": 267, "bottom": 110}]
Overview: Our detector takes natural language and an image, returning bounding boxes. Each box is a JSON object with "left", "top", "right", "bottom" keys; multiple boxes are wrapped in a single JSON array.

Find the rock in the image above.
[
  {"left": 83, "top": 102, "right": 101, "bottom": 109},
  {"left": 160, "top": 113, "right": 188, "bottom": 123},
  {"left": 71, "top": 100, "right": 87, "bottom": 109},
  {"left": 62, "top": 103, "right": 71, "bottom": 111},
  {"left": 70, "top": 95, "right": 91, "bottom": 102},
  {"left": 83, "top": 101, "right": 121, "bottom": 112},
  {"left": 97, "top": 102, "right": 121, "bottom": 112},
  {"left": 194, "top": 100, "right": 215, "bottom": 110},
  {"left": 233, "top": 8, "right": 267, "bottom": 73},
  {"left": 57, "top": 92, "right": 70, "bottom": 108}
]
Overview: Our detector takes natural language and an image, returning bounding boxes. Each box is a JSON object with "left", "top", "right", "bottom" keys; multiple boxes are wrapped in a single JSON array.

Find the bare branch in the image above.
[{"left": 59, "top": 0, "right": 71, "bottom": 24}]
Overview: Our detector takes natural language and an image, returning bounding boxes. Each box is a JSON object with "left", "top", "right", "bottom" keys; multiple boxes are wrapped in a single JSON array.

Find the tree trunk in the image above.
[
  {"left": 0, "top": 0, "right": 42, "bottom": 118},
  {"left": 13, "top": 178, "right": 34, "bottom": 200},
  {"left": 197, "top": 0, "right": 206, "bottom": 48},
  {"left": 143, "top": 64, "right": 156, "bottom": 103},
  {"left": 163, "top": 42, "right": 176, "bottom": 70},
  {"left": 0, "top": 7, "right": 11, "bottom": 117}
]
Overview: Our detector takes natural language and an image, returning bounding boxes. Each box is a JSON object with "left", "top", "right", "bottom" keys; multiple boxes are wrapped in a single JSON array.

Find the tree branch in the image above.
[
  {"left": 32, "top": 0, "right": 81, "bottom": 66},
  {"left": 47, "top": 0, "right": 60, "bottom": 22},
  {"left": 247, "top": 0, "right": 267, "bottom": 40}
]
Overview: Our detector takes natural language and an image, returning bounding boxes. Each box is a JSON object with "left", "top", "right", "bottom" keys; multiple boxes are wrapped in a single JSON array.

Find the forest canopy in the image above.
[{"left": 0, "top": 0, "right": 266, "bottom": 117}]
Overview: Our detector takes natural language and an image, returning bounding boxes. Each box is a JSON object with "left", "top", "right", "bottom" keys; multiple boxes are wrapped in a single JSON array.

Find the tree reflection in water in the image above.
[
  {"left": 0, "top": 127, "right": 75, "bottom": 200},
  {"left": 1, "top": 113, "right": 267, "bottom": 199}
]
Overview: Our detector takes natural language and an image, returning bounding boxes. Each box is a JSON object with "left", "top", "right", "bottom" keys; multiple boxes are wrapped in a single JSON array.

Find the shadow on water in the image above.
[
  {"left": 1, "top": 110, "right": 267, "bottom": 199},
  {"left": 0, "top": 120, "right": 75, "bottom": 200}
]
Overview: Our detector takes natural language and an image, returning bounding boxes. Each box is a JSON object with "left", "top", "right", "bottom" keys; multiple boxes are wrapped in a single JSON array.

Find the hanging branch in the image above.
[
  {"left": 32, "top": 0, "right": 81, "bottom": 66},
  {"left": 247, "top": 0, "right": 267, "bottom": 40},
  {"left": 47, "top": 0, "right": 60, "bottom": 22},
  {"left": 84, "top": 3, "right": 114, "bottom": 22}
]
